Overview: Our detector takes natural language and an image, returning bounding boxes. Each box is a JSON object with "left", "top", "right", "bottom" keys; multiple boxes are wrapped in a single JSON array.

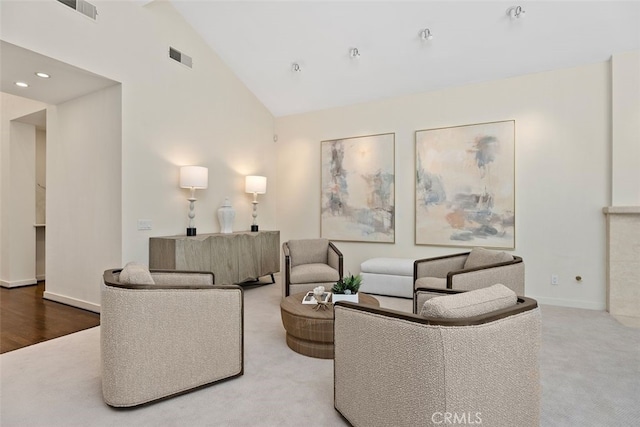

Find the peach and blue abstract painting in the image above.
[
  {"left": 321, "top": 133, "right": 395, "bottom": 243},
  {"left": 415, "top": 121, "right": 515, "bottom": 248}
]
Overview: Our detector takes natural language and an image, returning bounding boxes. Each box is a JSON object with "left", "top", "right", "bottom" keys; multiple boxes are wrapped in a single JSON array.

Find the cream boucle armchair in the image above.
[
  {"left": 101, "top": 267, "right": 243, "bottom": 407},
  {"left": 334, "top": 285, "right": 541, "bottom": 427},
  {"left": 282, "top": 238, "right": 343, "bottom": 297},
  {"left": 413, "top": 247, "right": 525, "bottom": 312}
]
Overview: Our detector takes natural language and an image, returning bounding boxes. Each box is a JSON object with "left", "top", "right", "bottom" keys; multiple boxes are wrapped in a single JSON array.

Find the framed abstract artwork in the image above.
[
  {"left": 321, "top": 133, "right": 395, "bottom": 243},
  {"left": 415, "top": 120, "right": 515, "bottom": 248}
]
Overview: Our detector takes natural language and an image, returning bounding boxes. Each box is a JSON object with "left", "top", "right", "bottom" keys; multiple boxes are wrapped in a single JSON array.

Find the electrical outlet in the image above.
[
  {"left": 551, "top": 274, "right": 559, "bottom": 285},
  {"left": 137, "top": 219, "right": 152, "bottom": 230}
]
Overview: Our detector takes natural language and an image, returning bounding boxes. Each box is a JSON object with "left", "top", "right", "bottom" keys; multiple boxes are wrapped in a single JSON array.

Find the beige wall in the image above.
[
  {"left": 611, "top": 51, "right": 640, "bottom": 206},
  {"left": 276, "top": 61, "right": 613, "bottom": 310},
  {"left": 2, "top": 0, "right": 635, "bottom": 311},
  {"left": 1, "top": 0, "right": 275, "bottom": 309}
]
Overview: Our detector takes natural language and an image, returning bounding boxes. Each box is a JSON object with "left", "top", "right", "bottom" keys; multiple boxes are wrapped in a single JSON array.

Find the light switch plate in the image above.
[{"left": 137, "top": 219, "right": 152, "bottom": 230}]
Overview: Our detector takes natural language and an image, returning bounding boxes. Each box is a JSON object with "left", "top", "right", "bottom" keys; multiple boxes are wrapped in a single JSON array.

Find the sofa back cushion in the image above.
[
  {"left": 420, "top": 283, "right": 517, "bottom": 319},
  {"left": 288, "top": 239, "right": 329, "bottom": 267},
  {"left": 118, "top": 262, "right": 155, "bottom": 285},
  {"left": 464, "top": 247, "right": 514, "bottom": 269}
]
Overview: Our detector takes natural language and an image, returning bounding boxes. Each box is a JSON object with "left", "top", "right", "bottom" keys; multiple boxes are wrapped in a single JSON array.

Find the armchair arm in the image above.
[
  {"left": 413, "top": 253, "right": 468, "bottom": 282},
  {"left": 327, "top": 242, "right": 343, "bottom": 279},
  {"left": 283, "top": 242, "right": 292, "bottom": 297},
  {"left": 341, "top": 291, "right": 537, "bottom": 327},
  {"left": 103, "top": 269, "right": 214, "bottom": 289},
  {"left": 447, "top": 256, "right": 524, "bottom": 294}
]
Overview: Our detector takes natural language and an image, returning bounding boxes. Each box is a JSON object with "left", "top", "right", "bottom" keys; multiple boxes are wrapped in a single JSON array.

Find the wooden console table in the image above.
[{"left": 149, "top": 231, "right": 280, "bottom": 285}]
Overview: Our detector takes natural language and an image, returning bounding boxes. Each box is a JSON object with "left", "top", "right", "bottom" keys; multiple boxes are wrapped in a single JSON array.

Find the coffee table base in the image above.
[
  {"left": 285, "top": 333, "right": 333, "bottom": 359},
  {"left": 280, "top": 292, "right": 380, "bottom": 360}
]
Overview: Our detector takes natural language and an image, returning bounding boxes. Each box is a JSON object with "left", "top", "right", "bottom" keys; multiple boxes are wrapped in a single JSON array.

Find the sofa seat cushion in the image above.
[
  {"left": 119, "top": 262, "right": 155, "bottom": 285},
  {"left": 288, "top": 239, "right": 329, "bottom": 267},
  {"left": 415, "top": 277, "right": 447, "bottom": 290},
  {"left": 463, "top": 247, "right": 513, "bottom": 269},
  {"left": 360, "top": 258, "right": 414, "bottom": 276},
  {"left": 420, "top": 283, "right": 517, "bottom": 318},
  {"left": 290, "top": 263, "right": 340, "bottom": 284}
]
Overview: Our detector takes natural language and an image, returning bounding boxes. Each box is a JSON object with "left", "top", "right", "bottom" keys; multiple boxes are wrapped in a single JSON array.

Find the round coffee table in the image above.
[{"left": 280, "top": 292, "right": 380, "bottom": 359}]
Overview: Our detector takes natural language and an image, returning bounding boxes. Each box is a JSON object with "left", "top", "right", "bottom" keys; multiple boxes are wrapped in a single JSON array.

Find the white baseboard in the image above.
[
  {"left": 43, "top": 291, "right": 101, "bottom": 313},
  {"left": 36, "top": 274, "right": 46, "bottom": 281},
  {"left": 0, "top": 278, "right": 37, "bottom": 288},
  {"left": 531, "top": 295, "right": 605, "bottom": 311}
]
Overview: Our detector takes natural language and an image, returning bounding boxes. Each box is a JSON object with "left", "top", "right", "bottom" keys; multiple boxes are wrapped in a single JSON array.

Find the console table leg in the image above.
[{"left": 270, "top": 274, "right": 275, "bottom": 284}]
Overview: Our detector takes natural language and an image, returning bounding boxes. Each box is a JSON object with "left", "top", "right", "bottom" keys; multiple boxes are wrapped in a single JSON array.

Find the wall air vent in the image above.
[
  {"left": 57, "top": 0, "right": 97, "bottom": 20},
  {"left": 169, "top": 47, "right": 193, "bottom": 69}
]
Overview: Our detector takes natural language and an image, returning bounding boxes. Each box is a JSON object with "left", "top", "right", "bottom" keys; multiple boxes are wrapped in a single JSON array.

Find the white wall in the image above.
[
  {"left": 43, "top": 86, "right": 122, "bottom": 311},
  {"left": 611, "top": 51, "right": 640, "bottom": 206},
  {"left": 1, "top": 0, "right": 276, "bottom": 309},
  {"left": 0, "top": 92, "right": 47, "bottom": 287},
  {"left": 276, "top": 61, "right": 613, "bottom": 310},
  {"left": 35, "top": 129, "right": 45, "bottom": 224},
  {"left": 35, "top": 129, "right": 45, "bottom": 281},
  {"left": 7, "top": 122, "right": 36, "bottom": 286}
]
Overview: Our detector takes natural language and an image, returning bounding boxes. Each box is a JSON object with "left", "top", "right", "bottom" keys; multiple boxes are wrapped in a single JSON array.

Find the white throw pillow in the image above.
[
  {"left": 464, "top": 247, "right": 513, "bottom": 269},
  {"left": 420, "top": 283, "right": 517, "bottom": 318},
  {"left": 119, "top": 262, "right": 155, "bottom": 285}
]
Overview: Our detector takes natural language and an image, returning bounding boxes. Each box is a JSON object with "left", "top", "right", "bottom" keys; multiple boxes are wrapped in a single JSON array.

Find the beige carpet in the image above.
[{"left": 1, "top": 275, "right": 638, "bottom": 426}]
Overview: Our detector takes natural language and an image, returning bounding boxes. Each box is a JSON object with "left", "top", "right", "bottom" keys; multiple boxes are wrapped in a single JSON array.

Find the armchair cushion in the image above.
[
  {"left": 415, "top": 277, "right": 447, "bottom": 289},
  {"left": 463, "top": 247, "right": 513, "bottom": 269},
  {"left": 290, "top": 263, "right": 340, "bottom": 284},
  {"left": 119, "top": 262, "right": 154, "bottom": 285},
  {"left": 288, "top": 239, "right": 329, "bottom": 267},
  {"left": 420, "top": 283, "right": 517, "bottom": 318}
]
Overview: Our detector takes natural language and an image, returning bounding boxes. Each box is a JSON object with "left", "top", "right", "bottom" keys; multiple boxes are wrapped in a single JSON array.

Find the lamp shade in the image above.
[
  {"left": 245, "top": 175, "right": 267, "bottom": 194},
  {"left": 180, "top": 166, "right": 208, "bottom": 189}
]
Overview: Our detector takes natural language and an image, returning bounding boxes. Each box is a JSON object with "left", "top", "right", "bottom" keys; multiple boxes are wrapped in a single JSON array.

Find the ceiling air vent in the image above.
[
  {"left": 169, "top": 47, "right": 193, "bottom": 68},
  {"left": 57, "top": 0, "right": 97, "bottom": 20}
]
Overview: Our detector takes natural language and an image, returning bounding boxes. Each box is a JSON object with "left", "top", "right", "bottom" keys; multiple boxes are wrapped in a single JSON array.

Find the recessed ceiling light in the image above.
[
  {"left": 35, "top": 72, "right": 50, "bottom": 78},
  {"left": 507, "top": 5, "right": 525, "bottom": 19},
  {"left": 420, "top": 28, "right": 434, "bottom": 41},
  {"left": 15, "top": 81, "right": 29, "bottom": 88}
]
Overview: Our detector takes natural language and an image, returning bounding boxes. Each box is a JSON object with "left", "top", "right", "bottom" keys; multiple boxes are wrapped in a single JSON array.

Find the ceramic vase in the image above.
[{"left": 217, "top": 197, "right": 235, "bottom": 234}]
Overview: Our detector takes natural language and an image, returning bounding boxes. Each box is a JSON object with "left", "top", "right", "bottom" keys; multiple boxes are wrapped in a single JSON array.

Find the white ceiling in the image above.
[
  {"left": 0, "top": 41, "right": 117, "bottom": 106},
  {"left": 170, "top": 1, "right": 640, "bottom": 117}
]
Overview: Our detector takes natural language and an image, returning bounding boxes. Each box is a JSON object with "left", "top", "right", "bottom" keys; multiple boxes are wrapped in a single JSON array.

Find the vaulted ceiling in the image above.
[{"left": 170, "top": 1, "right": 640, "bottom": 117}]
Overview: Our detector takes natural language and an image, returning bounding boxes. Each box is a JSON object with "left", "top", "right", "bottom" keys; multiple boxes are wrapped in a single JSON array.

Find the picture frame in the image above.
[
  {"left": 321, "top": 133, "right": 395, "bottom": 243},
  {"left": 415, "top": 120, "right": 515, "bottom": 248}
]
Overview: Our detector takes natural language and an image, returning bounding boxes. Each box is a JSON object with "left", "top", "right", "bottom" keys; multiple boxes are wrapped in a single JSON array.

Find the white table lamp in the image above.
[
  {"left": 180, "top": 166, "right": 208, "bottom": 236},
  {"left": 245, "top": 175, "right": 267, "bottom": 232}
]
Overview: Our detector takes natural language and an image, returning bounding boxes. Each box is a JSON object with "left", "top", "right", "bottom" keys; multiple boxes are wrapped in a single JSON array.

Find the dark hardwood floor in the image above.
[{"left": 1, "top": 281, "right": 100, "bottom": 354}]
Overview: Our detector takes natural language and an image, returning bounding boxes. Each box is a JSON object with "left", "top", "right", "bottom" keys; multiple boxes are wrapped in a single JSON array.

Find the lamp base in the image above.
[
  {"left": 251, "top": 225, "right": 259, "bottom": 232},
  {"left": 186, "top": 227, "right": 196, "bottom": 236}
]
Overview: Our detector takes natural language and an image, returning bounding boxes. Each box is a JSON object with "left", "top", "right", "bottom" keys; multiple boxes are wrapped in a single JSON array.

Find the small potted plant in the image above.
[{"left": 331, "top": 273, "right": 363, "bottom": 303}]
